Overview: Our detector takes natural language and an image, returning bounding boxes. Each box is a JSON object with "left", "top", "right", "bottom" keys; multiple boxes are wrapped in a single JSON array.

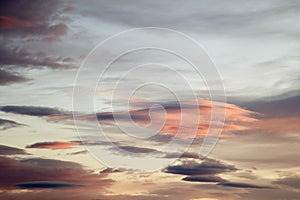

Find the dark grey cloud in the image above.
[
  {"left": 0, "top": 1, "right": 77, "bottom": 85},
  {"left": 165, "top": 158, "right": 237, "bottom": 176},
  {"left": 0, "top": 0, "right": 71, "bottom": 41},
  {"left": 0, "top": 144, "right": 28, "bottom": 155},
  {"left": 14, "top": 181, "right": 84, "bottom": 189},
  {"left": 273, "top": 175, "right": 300, "bottom": 189},
  {"left": 117, "top": 145, "right": 157, "bottom": 153},
  {"left": 0, "top": 118, "right": 24, "bottom": 130},
  {"left": 108, "top": 145, "right": 162, "bottom": 156},
  {"left": 0, "top": 69, "right": 28, "bottom": 85},
  {"left": 0, "top": 46, "right": 77, "bottom": 70},
  {"left": 182, "top": 175, "right": 226, "bottom": 183},
  {"left": 92, "top": 104, "right": 184, "bottom": 124},
  {"left": 164, "top": 151, "right": 200, "bottom": 159},
  {"left": 0, "top": 105, "right": 71, "bottom": 117},
  {"left": 96, "top": 111, "right": 148, "bottom": 122},
  {"left": 100, "top": 168, "right": 122, "bottom": 174},
  {"left": 243, "top": 93, "right": 300, "bottom": 118},
  {"left": 0, "top": 156, "right": 113, "bottom": 189},
  {"left": 218, "top": 182, "right": 274, "bottom": 189}
]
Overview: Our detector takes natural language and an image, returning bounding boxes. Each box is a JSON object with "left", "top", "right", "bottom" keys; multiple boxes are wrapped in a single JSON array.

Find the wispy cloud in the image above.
[
  {"left": 0, "top": 144, "right": 28, "bottom": 155},
  {"left": 0, "top": 105, "right": 71, "bottom": 117},
  {"left": 26, "top": 141, "right": 81, "bottom": 150},
  {"left": 0, "top": 118, "right": 24, "bottom": 130},
  {"left": 72, "top": 99, "right": 258, "bottom": 138},
  {"left": 273, "top": 175, "right": 300, "bottom": 189},
  {"left": 182, "top": 175, "right": 226, "bottom": 183},
  {"left": 0, "top": 69, "right": 28, "bottom": 85},
  {"left": 217, "top": 182, "right": 274, "bottom": 189}
]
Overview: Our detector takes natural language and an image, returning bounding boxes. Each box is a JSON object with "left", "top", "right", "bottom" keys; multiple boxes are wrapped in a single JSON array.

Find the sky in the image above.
[{"left": 0, "top": 0, "right": 300, "bottom": 199}]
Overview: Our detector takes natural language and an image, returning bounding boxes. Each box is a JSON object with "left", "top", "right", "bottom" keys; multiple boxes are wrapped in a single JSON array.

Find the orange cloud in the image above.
[
  {"left": 157, "top": 100, "right": 257, "bottom": 138},
  {"left": 73, "top": 99, "right": 258, "bottom": 139},
  {"left": 48, "top": 99, "right": 258, "bottom": 139}
]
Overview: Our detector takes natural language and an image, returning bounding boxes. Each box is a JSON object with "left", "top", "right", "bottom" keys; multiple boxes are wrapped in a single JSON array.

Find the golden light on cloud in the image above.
[{"left": 26, "top": 141, "right": 81, "bottom": 150}]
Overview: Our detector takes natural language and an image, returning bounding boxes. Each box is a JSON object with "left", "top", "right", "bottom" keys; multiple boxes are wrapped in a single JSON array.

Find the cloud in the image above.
[
  {"left": 0, "top": 46, "right": 77, "bottom": 70},
  {"left": 273, "top": 175, "right": 300, "bottom": 189},
  {"left": 164, "top": 152, "right": 200, "bottom": 159},
  {"left": 112, "top": 145, "right": 157, "bottom": 154},
  {"left": 0, "top": 1, "right": 77, "bottom": 83},
  {"left": 165, "top": 158, "right": 236, "bottom": 176},
  {"left": 245, "top": 94, "right": 300, "bottom": 118},
  {"left": 182, "top": 175, "right": 226, "bottom": 183},
  {"left": 0, "top": 0, "right": 71, "bottom": 41},
  {"left": 73, "top": 99, "right": 257, "bottom": 139},
  {"left": 0, "top": 156, "right": 113, "bottom": 190},
  {"left": 0, "top": 118, "right": 24, "bottom": 130},
  {"left": 25, "top": 140, "right": 120, "bottom": 151},
  {"left": 0, "top": 144, "right": 28, "bottom": 155},
  {"left": 68, "top": 150, "right": 88, "bottom": 155},
  {"left": 0, "top": 69, "right": 28, "bottom": 85},
  {"left": 242, "top": 94, "right": 300, "bottom": 135},
  {"left": 14, "top": 181, "right": 84, "bottom": 189},
  {"left": 26, "top": 141, "right": 81, "bottom": 150},
  {"left": 76, "top": 0, "right": 300, "bottom": 39},
  {"left": 217, "top": 182, "right": 274, "bottom": 189},
  {"left": 0, "top": 155, "right": 117, "bottom": 200},
  {"left": 0, "top": 105, "right": 71, "bottom": 117}
]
